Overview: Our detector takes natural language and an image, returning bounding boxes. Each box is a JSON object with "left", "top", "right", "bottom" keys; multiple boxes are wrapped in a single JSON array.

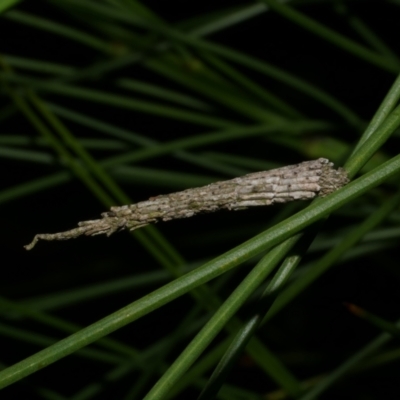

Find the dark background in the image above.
[{"left": 1, "top": 0, "right": 400, "bottom": 398}]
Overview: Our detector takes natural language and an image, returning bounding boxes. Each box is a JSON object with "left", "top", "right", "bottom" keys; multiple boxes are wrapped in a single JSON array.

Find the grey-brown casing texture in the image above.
[{"left": 25, "top": 158, "right": 348, "bottom": 250}]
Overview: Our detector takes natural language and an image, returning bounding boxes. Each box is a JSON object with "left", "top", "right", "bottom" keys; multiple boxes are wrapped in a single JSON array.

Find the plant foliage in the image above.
[{"left": 1, "top": 1, "right": 400, "bottom": 399}]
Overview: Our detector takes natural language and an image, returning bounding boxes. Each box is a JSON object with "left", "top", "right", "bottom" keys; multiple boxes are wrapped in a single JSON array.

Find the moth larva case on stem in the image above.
[{"left": 24, "top": 158, "right": 348, "bottom": 250}]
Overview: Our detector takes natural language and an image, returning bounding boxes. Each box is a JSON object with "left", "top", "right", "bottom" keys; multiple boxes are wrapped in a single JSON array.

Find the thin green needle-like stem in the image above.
[
  {"left": 201, "top": 52, "right": 303, "bottom": 118},
  {"left": 4, "top": 84, "right": 179, "bottom": 269},
  {"left": 196, "top": 77, "right": 400, "bottom": 397},
  {"left": 2, "top": 2, "right": 400, "bottom": 399},
  {"left": 345, "top": 103, "right": 400, "bottom": 177},
  {"left": 0, "top": 153, "right": 400, "bottom": 390},
  {"left": 70, "top": 306, "right": 210, "bottom": 400},
  {"left": 28, "top": 91, "right": 185, "bottom": 267},
  {"left": 5, "top": 10, "right": 112, "bottom": 53},
  {"left": 0, "top": 296, "right": 138, "bottom": 358},
  {"left": 299, "top": 317, "right": 400, "bottom": 400},
  {"left": 143, "top": 234, "right": 303, "bottom": 400},
  {"left": 3, "top": 89, "right": 306, "bottom": 392},
  {"left": 198, "top": 226, "right": 322, "bottom": 400},
  {"left": 259, "top": 0, "right": 399, "bottom": 73},
  {"left": 144, "top": 38, "right": 363, "bottom": 128},
  {"left": 110, "top": 3, "right": 364, "bottom": 128},
  {"left": 101, "top": 120, "right": 326, "bottom": 168},
  {"left": 0, "top": 323, "right": 125, "bottom": 365},
  {"left": 0, "top": 0, "right": 21, "bottom": 13},
  {"left": 264, "top": 187, "right": 400, "bottom": 325},
  {"left": 336, "top": 4, "right": 400, "bottom": 65},
  {"left": 198, "top": 260, "right": 300, "bottom": 400},
  {"left": 3, "top": 86, "right": 113, "bottom": 204},
  {"left": 345, "top": 304, "right": 400, "bottom": 339},
  {"left": 350, "top": 72, "right": 400, "bottom": 156},
  {"left": 197, "top": 76, "right": 400, "bottom": 397}
]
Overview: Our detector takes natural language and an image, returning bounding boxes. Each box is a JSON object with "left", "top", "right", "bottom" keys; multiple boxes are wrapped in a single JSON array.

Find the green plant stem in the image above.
[
  {"left": 345, "top": 304, "right": 400, "bottom": 339},
  {"left": 345, "top": 103, "right": 400, "bottom": 177},
  {"left": 5, "top": 10, "right": 112, "bottom": 53},
  {"left": 351, "top": 73, "right": 400, "bottom": 156},
  {"left": 28, "top": 91, "right": 185, "bottom": 267},
  {"left": 299, "top": 317, "right": 400, "bottom": 400},
  {"left": 1, "top": 154, "right": 400, "bottom": 389},
  {"left": 259, "top": 0, "right": 399, "bottom": 73},
  {"left": 197, "top": 227, "right": 322, "bottom": 400},
  {"left": 143, "top": 234, "right": 303, "bottom": 400},
  {"left": 3, "top": 83, "right": 180, "bottom": 269},
  {"left": 264, "top": 187, "right": 400, "bottom": 324}
]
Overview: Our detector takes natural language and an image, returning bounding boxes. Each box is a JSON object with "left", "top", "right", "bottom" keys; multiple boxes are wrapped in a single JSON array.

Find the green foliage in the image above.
[{"left": 1, "top": 1, "right": 400, "bottom": 399}]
